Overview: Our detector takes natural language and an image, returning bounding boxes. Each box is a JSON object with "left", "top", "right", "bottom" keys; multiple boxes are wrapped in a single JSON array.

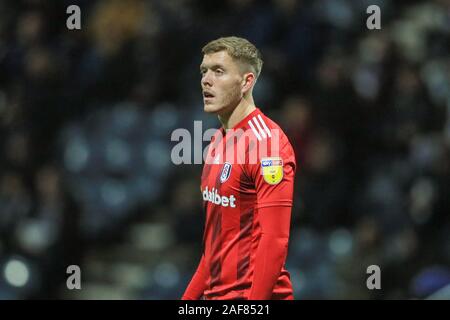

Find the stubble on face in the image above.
[{"left": 200, "top": 51, "right": 244, "bottom": 116}]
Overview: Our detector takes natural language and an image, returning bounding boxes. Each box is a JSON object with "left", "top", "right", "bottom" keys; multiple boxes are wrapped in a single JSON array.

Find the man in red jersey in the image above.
[{"left": 182, "top": 36, "right": 296, "bottom": 300}]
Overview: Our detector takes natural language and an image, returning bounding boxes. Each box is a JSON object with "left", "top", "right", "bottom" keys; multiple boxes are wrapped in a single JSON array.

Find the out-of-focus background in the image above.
[{"left": 0, "top": 0, "right": 449, "bottom": 300}]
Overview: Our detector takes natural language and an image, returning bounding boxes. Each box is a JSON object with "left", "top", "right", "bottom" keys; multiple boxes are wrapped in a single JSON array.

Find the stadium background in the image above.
[{"left": 0, "top": 0, "right": 449, "bottom": 299}]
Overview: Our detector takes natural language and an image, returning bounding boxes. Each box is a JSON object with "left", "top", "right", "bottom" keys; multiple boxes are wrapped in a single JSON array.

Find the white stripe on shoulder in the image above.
[
  {"left": 257, "top": 114, "right": 272, "bottom": 138},
  {"left": 248, "top": 120, "right": 262, "bottom": 141},
  {"left": 252, "top": 117, "right": 267, "bottom": 139}
]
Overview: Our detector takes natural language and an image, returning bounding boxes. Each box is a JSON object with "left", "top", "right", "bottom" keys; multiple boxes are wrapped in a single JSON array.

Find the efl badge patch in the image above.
[
  {"left": 220, "top": 162, "right": 232, "bottom": 183},
  {"left": 261, "top": 157, "right": 283, "bottom": 185}
]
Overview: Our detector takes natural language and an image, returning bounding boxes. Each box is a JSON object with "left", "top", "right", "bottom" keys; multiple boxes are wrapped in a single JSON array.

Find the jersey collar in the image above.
[{"left": 227, "top": 107, "right": 262, "bottom": 131}]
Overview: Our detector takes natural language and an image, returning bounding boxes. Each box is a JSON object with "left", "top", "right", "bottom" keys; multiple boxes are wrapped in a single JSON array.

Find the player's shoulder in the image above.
[{"left": 245, "top": 109, "right": 294, "bottom": 154}]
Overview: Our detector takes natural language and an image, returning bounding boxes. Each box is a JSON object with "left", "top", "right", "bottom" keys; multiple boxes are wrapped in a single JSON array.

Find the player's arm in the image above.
[
  {"left": 247, "top": 143, "right": 296, "bottom": 300},
  {"left": 182, "top": 254, "right": 207, "bottom": 300},
  {"left": 248, "top": 205, "right": 291, "bottom": 300}
]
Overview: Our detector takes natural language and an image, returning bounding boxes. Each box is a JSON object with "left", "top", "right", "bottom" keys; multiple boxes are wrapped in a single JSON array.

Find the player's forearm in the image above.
[
  {"left": 182, "top": 255, "right": 208, "bottom": 300},
  {"left": 248, "top": 234, "right": 289, "bottom": 300}
]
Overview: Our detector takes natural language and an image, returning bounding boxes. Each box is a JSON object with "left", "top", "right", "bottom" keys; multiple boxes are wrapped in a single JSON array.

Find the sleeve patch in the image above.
[{"left": 261, "top": 157, "right": 283, "bottom": 185}]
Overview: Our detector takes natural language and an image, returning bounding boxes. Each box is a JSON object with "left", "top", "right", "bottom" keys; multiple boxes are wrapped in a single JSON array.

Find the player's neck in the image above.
[{"left": 218, "top": 96, "right": 256, "bottom": 130}]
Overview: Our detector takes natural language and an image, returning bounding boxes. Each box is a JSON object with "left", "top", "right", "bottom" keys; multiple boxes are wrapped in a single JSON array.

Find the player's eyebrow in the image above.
[{"left": 200, "top": 64, "right": 225, "bottom": 72}]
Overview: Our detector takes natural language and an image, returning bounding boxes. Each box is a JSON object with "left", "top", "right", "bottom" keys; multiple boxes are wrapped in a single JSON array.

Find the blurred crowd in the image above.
[{"left": 0, "top": 0, "right": 449, "bottom": 299}]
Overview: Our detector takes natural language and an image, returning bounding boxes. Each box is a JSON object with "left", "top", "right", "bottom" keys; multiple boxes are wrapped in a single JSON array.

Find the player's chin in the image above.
[{"left": 203, "top": 103, "right": 221, "bottom": 114}]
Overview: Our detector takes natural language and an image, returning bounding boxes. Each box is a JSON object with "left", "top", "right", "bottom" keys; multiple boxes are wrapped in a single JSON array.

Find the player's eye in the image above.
[{"left": 215, "top": 69, "right": 224, "bottom": 75}]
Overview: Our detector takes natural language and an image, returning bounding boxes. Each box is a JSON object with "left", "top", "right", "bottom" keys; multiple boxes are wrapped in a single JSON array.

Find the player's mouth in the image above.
[{"left": 203, "top": 91, "right": 215, "bottom": 101}]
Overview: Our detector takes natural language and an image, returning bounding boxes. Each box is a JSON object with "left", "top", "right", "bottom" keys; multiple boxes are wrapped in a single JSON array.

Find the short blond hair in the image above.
[{"left": 202, "top": 36, "right": 263, "bottom": 79}]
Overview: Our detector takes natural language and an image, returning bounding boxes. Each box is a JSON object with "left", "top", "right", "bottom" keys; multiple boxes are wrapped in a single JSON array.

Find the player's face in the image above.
[{"left": 200, "top": 51, "right": 244, "bottom": 115}]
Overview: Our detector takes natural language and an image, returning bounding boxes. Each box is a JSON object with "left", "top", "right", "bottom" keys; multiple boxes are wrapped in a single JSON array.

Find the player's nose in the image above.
[{"left": 202, "top": 71, "right": 213, "bottom": 87}]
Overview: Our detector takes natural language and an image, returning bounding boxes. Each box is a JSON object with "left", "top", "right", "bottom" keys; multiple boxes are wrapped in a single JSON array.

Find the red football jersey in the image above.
[{"left": 200, "top": 107, "right": 296, "bottom": 300}]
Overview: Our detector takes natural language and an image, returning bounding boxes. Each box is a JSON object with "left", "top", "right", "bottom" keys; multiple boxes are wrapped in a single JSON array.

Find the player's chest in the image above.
[
  {"left": 201, "top": 162, "right": 240, "bottom": 193},
  {"left": 200, "top": 162, "right": 254, "bottom": 213},
  {"left": 201, "top": 135, "right": 254, "bottom": 197}
]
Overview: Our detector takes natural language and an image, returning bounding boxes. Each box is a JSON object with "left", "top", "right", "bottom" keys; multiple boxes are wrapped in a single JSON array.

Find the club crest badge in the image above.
[{"left": 220, "top": 162, "right": 232, "bottom": 183}]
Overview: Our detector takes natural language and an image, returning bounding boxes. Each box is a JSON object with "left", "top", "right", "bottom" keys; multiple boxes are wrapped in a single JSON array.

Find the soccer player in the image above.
[{"left": 182, "top": 37, "right": 296, "bottom": 300}]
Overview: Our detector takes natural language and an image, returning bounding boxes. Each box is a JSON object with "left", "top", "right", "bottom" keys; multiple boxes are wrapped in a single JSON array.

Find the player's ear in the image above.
[{"left": 241, "top": 72, "right": 255, "bottom": 94}]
